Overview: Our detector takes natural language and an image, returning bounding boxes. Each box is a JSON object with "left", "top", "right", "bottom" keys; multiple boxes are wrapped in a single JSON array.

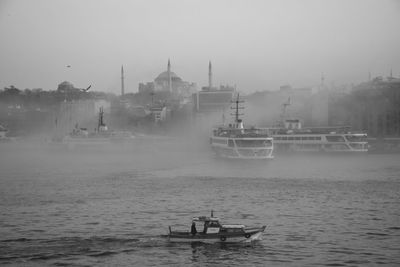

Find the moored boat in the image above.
[
  {"left": 264, "top": 98, "right": 368, "bottom": 154},
  {"left": 62, "top": 106, "right": 134, "bottom": 148},
  {"left": 267, "top": 119, "right": 368, "bottom": 153},
  {"left": 162, "top": 211, "right": 266, "bottom": 243}
]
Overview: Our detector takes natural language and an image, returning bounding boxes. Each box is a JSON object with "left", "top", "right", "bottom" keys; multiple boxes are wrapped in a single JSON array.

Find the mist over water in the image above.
[
  {"left": 1, "top": 0, "right": 399, "bottom": 265},
  {"left": 0, "top": 140, "right": 399, "bottom": 266}
]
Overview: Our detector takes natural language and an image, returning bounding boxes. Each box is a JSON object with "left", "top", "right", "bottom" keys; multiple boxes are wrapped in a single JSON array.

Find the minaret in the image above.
[
  {"left": 121, "top": 65, "right": 125, "bottom": 96},
  {"left": 167, "top": 59, "right": 172, "bottom": 92},
  {"left": 208, "top": 61, "right": 213, "bottom": 89}
]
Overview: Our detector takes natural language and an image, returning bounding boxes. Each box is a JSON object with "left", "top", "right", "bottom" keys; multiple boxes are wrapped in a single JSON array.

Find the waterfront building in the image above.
[
  {"left": 192, "top": 61, "right": 235, "bottom": 113},
  {"left": 193, "top": 87, "right": 235, "bottom": 113},
  {"left": 350, "top": 76, "right": 400, "bottom": 137}
]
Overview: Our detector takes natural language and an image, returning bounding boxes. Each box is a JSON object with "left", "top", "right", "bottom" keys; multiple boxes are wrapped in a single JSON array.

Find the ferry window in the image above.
[
  {"left": 316, "top": 137, "right": 321, "bottom": 140},
  {"left": 275, "top": 137, "right": 281, "bottom": 140},
  {"left": 326, "top": 136, "right": 345, "bottom": 142},
  {"left": 288, "top": 137, "right": 294, "bottom": 140},
  {"left": 235, "top": 140, "right": 269, "bottom": 147},
  {"left": 282, "top": 137, "right": 287, "bottom": 140},
  {"left": 295, "top": 137, "right": 301, "bottom": 140},
  {"left": 345, "top": 135, "right": 367, "bottom": 142}
]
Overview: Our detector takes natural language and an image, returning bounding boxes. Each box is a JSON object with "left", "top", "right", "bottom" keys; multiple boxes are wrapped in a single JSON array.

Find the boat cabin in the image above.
[
  {"left": 191, "top": 215, "right": 246, "bottom": 235},
  {"left": 192, "top": 216, "right": 222, "bottom": 234}
]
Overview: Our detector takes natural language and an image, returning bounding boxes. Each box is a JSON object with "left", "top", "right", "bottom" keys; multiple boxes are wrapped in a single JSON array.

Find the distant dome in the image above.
[
  {"left": 155, "top": 71, "right": 182, "bottom": 82},
  {"left": 59, "top": 81, "right": 74, "bottom": 87},
  {"left": 57, "top": 81, "right": 75, "bottom": 91}
]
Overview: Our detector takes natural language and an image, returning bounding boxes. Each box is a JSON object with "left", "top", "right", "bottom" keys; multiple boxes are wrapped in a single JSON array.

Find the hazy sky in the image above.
[{"left": 1, "top": 0, "right": 399, "bottom": 94}]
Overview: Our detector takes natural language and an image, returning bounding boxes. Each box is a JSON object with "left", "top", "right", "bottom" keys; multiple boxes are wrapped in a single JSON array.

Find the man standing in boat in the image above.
[{"left": 191, "top": 222, "right": 197, "bottom": 235}]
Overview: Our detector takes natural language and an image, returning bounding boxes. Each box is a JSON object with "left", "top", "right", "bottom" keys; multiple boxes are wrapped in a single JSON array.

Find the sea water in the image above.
[{"left": 0, "top": 141, "right": 399, "bottom": 266}]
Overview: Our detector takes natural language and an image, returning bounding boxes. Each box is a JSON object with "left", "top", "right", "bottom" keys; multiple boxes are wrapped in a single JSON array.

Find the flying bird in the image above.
[
  {"left": 81, "top": 85, "right": 91, "bottom": 92},
  {"left": 66, "top": 65, "right": 71, "bottom": 68}
]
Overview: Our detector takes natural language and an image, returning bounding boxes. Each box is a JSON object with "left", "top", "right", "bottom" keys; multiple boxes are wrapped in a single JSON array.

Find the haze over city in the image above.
[{"left": 1, "top": 0, "right": 400, "bottom": 94}]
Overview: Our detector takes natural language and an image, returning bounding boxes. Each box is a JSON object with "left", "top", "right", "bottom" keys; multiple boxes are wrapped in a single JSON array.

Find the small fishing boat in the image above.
[{"left": 162, "top": 211, "right": 266, "bottom": 243}]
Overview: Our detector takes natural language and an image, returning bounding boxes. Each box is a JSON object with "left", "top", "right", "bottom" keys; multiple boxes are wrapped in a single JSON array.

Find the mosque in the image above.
[
  {"left": 138, "top": 59, "right": 197, "bottom": 100},
  {"left": 137, "top": 59, "right": 235, "bottom": 117}
]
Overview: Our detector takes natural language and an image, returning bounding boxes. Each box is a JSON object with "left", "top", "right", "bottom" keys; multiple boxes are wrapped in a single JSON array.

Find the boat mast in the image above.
[{"left": 231, "top": 93, "right": 244, "bottom": 124}]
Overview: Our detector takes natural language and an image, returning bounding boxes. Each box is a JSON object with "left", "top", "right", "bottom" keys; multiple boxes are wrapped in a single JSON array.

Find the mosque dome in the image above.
[
  {"left": 57, "top": 81, "right": 75, "bottom": 92},
  {"left": 155, "top": 71, "right": 182, "bottom": 82}
]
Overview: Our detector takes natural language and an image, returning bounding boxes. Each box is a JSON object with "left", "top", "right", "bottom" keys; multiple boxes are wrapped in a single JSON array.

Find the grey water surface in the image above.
[{"left": 0, "top": 142, "right": 399, "bottom": 266}]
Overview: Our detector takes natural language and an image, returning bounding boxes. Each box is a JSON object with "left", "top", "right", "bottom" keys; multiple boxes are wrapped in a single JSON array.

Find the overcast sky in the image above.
[{"left": 0, "top": 0, "right": 399, "bottom": 94}]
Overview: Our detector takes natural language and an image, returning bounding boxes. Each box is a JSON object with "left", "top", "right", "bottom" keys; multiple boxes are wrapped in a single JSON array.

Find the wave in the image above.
[
  {"left": 88, "top": 251, "right": 118, "bottom": 257},
  {"left": 0, "top": 235, "right": 163, "bottom": 265},
  {"left": 1, "top": 238, "right": 33, "bottom": 242}
]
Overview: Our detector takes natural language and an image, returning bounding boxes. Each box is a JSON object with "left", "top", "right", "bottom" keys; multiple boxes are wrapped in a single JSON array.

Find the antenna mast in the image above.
[{"left": 231, "top": 93, "right": 244, "bottom": 123}]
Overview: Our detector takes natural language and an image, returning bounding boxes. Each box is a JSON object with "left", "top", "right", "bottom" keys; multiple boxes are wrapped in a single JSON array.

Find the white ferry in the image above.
[
  {"left": 268, "top": 119, "right": 368, "bottom": 153},
  {"left": 210, "top": 94, "right": 274, "bottom": 159}
]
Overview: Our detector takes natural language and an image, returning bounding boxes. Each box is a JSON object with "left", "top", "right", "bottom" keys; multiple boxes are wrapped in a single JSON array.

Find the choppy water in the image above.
[{"left": 0, "top": 141, "right": 399, "bottom": 266}]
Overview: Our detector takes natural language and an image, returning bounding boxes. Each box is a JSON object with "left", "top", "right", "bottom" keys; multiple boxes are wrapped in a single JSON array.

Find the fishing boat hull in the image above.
[{"left": 163, "top": 226, "right": 266, "bottom": 243}]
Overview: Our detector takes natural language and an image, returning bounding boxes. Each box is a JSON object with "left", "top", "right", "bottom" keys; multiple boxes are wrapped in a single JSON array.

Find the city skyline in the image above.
[{"left": 1, "top": 0, "right": 400, "bottom": 93}]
